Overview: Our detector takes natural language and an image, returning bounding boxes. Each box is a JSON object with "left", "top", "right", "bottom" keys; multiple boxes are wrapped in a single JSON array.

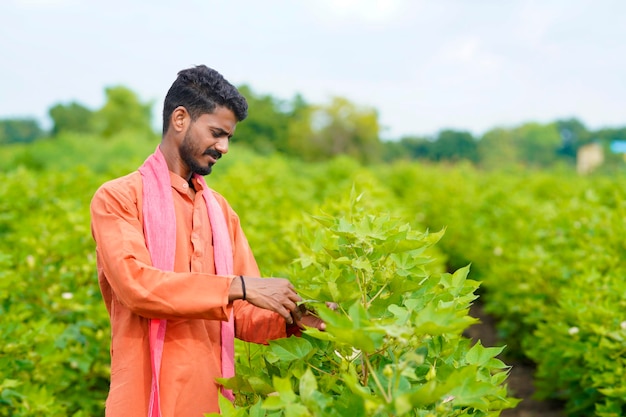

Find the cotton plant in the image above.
[{"left": 210, "top": 190, "right": 518, "bottom": 417}]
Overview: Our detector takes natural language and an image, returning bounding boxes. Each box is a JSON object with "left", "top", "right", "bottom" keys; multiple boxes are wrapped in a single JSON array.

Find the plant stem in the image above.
[{"left": 364, "top": 354, "right": 391, "bottom": 403}]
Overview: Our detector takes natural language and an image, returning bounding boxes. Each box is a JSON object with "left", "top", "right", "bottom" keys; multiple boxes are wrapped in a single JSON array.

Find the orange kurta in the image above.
[{"left": 90, "top": 170, "right": 286, "bottom": 417}]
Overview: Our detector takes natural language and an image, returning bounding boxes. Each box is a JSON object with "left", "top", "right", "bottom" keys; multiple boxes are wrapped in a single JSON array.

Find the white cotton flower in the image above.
[
  {"left": 493, "top": 246, "right": 503, "bottom": 256},
  {"left": 620, "top": 321, "right": 626, "bottom": 330},
  {"left": 568, "top": 326, "right": 579, "bottom": 335},
  {"left": 61, "top": 292, "right": 74, "bottom": 300}
]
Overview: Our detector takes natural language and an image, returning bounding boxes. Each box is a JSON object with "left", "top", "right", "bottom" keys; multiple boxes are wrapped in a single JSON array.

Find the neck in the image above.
[{"left": 158, "top": 141, "right": 191, "bottom": 181}]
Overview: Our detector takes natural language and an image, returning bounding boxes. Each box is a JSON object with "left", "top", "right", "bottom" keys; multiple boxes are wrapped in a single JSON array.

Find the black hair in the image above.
[{"left": 162, "top": 65, "right": 248, "bottom": 134}]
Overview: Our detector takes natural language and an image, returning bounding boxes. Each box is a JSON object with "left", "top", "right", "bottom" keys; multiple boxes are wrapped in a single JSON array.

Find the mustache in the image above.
[{"left": 203, "top": 149, "right": 222, "bottom": 160}]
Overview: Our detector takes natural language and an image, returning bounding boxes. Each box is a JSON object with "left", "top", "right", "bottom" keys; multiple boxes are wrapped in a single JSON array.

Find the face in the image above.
[{"left": 179, "top": 106, "right": 237, "bottom": 176}]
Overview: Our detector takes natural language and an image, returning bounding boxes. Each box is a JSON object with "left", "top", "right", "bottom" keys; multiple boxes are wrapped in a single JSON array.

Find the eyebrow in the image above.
[{"left": 211, "top": 127, "right": 233, "bottom": 138}]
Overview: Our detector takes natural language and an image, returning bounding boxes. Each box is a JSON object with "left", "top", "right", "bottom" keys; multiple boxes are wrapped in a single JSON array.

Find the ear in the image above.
[{"left": 171, "top": 106, "right": 189, "bottom": 133}]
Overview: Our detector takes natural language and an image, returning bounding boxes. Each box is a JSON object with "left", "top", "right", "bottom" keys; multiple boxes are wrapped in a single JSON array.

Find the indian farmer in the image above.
[{"left": 90, "top": 65, "right": 324, "bottom": 416}]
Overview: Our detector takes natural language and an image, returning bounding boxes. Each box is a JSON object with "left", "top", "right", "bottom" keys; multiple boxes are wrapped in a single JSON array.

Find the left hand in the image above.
[
  {"left": 297, "top": 310, "right": 326, "bottom": 331},
  {"left": 291, "top": 302, "right": 338, "bottom": 331}
]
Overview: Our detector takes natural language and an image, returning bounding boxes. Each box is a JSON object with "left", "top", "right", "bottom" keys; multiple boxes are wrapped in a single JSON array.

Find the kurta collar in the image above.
[{"left": 168, "top": 171, "right": 205, "bottom": 196}]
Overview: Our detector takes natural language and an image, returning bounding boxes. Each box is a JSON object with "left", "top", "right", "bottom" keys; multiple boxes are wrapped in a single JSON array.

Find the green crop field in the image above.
[{"left": 1, "top": 133, "right": 625, "bottom": 416}]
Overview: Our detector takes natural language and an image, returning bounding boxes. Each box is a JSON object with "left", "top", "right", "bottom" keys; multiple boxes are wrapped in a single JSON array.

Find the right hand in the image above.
[{"left": 236, "top": 276, "right": 302, "bottom": 324}]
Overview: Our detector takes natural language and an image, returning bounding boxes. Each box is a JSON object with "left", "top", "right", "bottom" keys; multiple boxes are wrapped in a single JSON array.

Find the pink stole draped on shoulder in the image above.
[{"left": 138, "top": 146, "right": 236, "bottom": 417}]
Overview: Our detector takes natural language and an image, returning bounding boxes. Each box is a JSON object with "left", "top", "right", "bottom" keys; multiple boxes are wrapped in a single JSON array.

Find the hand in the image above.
[
  {"left": 292, "top": 302, "right": 338, "bottom": 331},
  {"left": 239, "top": 277, "right": 302, "bottom": 325},
  {"left": 296, "top": 310, "right": 326, "bottom": 331}
]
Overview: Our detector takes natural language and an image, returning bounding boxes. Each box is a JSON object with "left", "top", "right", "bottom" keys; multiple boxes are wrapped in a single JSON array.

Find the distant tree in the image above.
[
  {"left": 0, "top": 118, "right": 44, "bottom": 144},
  {"left": 513, "top": 122, "right": 562, "bottom": 167},
  {"left": 381, "top": 139, "right": 404, "bottom": 162},
  {"left": 383, "top": 135, "right": 434, "bottom": 161},
  {"left": 234, "top": 85, "right": 291, "bottom": 154},
  {"left": 555, "top": 118, "right": 591, "bottom": 159},
  {"left": 432, "top": 129, "right": 478, "bottom": 162},
  {"left": 49, "top": 101, "right": 95, "bottom": 135},
  {"left": 478, "top": 128, "right": 519, "bottom": 169},
  {"left": 594, "top": 126, "right": 626, "bottom": 143},
  {"left": 305, "top": 97, "right": 382, "bottom": 164},
  {"left": 285, "top": 93, "right": 316, "bottom": 158},
  {"left": 93, "top": 86, "right": 154, "bottom": 138}
]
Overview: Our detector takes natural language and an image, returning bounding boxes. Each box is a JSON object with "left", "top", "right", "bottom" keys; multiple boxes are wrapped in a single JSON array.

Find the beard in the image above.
[{"left": 179, "top": 130, "right": 222, "bottom": 176}]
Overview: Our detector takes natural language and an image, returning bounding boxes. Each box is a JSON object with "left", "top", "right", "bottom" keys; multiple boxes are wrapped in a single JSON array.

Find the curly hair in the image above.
[{"left": 162, "top": 65, "right": 248, "bottom": 134}]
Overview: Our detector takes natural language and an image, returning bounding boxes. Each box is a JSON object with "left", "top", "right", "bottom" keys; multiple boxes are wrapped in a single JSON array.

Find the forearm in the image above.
[{"left": 101, "top": 255, "right": 234, "bottom": 320}]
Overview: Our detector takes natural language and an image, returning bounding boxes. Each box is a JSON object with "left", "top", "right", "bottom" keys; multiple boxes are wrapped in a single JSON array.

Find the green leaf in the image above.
[
  {"left": 448, "top": 366, "right": 495, "bottom": 410},
  {"left": 273, "top": 376, "right": 296, "bottom": 403},
  {"left": 299, "top": 368, "right": 318, "bottom": 403},
  {"left": 247, "top": 400, "right": 266, "bottom": 417},
  {"left": 262, "top": 395, "right": 287, "bottom": 411},
  {"left": 466, "top": 341, "right": 506, "bottom": 367},
  {"left": 350, "top": 257, "right": 372, "bottom": 272},
  {"left": 268, "top": 337, "right": 313, "bottom": 362},
  {"left": 203, "top": 393, "right": 242, "bottom": 417},
  {"left": 451, "top": 264, "right": 470, "bottom": 289},
  {"left": 285, "top": 403, "right": 311, "bottom": 417}
]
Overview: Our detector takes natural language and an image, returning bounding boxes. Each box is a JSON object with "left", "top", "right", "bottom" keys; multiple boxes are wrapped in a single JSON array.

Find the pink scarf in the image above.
[{"left": 139, "top": 146, "right": 236, "bottom": 417}]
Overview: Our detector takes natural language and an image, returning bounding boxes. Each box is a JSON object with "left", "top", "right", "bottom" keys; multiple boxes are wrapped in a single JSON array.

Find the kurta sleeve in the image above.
[
  {"left": 90, "top": 177, "right": 233, "bottom": 321},
  {"left": 234, "top": 299, "right": 287, "bottom": 343}
]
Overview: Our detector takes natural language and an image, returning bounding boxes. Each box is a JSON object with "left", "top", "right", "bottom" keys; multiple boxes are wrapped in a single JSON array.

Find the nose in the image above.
[{"left": 215, "top": 137, "right": 229, "bottom": 154}]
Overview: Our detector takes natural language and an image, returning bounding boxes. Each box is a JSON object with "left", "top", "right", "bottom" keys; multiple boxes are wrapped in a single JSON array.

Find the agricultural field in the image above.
[{"left": 1, "top": 134, "right": 625, "bottom": 416}]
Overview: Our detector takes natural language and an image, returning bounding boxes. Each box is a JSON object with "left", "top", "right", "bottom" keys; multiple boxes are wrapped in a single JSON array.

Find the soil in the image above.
[{"left": 465, "top": 304, "right": 565, "bottom": 417}]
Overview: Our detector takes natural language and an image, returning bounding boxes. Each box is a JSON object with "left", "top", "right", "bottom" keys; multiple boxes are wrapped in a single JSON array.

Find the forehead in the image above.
[{"left": 195, "top": 106, "right": 237, "bottom": 131}]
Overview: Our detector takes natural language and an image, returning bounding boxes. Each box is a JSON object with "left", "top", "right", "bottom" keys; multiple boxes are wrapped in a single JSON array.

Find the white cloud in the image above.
[
  {"left": 11, "top": 0, "right": 79, "bottom": 8},
  {"left": 306, "top": 0, "right": 412, "bottom": 25},
  {"left": 437, "top": 36, "right": 502, "bottom": 73}
]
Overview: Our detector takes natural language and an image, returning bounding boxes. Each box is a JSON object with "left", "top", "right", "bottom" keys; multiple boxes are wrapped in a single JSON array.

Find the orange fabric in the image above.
[{"left": 90, "top": 170, "right": 286, "bottom": 417}]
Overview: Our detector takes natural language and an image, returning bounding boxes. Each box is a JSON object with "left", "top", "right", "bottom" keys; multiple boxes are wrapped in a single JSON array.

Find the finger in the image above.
[
  {"left": 279, "top": 310, "right": 293, "bottom": 325},
  {"left": 285, "top": 299, "right": 300, "bottom": 317},
  {"left": 317, "top": 319, "right": 326, "bottom": 331},
  {"left": 282, "top": 307, "right": 294, "bottom": 325},
  {"left": 286, "top": 288, "right": 301, "bottom": 303},
  {"left": 290, "top": 312, "right": 299, "bottom": 325},
  {"left": 299, "top": 315, "right": 326, "bottom": 331},
  {"left": 291, "top": 304, "right": 303, "bottom": 321}
]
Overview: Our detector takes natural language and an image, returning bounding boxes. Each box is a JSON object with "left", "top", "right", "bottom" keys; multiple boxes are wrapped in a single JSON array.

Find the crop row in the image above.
[
  {"left": 380, "top": 162, "right": 626, "bottom": 416},
  {"left": 2, "top": 137, "right": 624, "bottom": 415}
]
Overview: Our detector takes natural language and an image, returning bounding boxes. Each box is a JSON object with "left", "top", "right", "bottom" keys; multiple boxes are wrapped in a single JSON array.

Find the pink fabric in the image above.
[
  {"left": 197, "top": 173, "right": 236, "bottom": 401},
  {"left": 139, "top": 146, "right": 236, "bottom": 417}
]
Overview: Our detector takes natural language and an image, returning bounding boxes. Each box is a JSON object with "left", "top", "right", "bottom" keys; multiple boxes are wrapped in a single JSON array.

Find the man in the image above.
[{"left": 90, "top": 65, "right": 322, "bottom": 416}]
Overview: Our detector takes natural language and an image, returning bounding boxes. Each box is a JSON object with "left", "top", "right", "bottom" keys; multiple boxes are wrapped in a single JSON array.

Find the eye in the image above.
[{"left": 211, "top": 129, "right": 232, "bottom": 141}]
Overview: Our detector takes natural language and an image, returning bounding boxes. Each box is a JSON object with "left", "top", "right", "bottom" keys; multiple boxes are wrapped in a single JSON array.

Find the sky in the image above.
[{"left": 1, "top": 0, "right": 624, "bottom": 140}]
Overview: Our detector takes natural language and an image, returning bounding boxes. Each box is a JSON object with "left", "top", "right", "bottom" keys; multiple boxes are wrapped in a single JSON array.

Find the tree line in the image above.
[{"left": 2, "top": 85, "right": 625, "bottom": 169}]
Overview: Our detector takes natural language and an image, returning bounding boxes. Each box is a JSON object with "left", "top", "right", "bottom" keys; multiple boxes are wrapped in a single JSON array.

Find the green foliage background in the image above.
[
  {"left": 2, "top": 85, "right": 626, "bottom": 416},
  {"left": 2, "top": 129, "right": 626, "bottom": 416},
  {"left": 4, "top": 83, "right": 626, "bottom": 170}
]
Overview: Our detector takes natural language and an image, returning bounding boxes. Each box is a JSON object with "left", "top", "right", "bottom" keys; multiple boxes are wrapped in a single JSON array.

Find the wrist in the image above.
[
  {"left": 228, "top": 275, "right": 245, "bottom": 301},
  {"left": 240, "top": 275, "right": 246, "bottom": 301}
]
